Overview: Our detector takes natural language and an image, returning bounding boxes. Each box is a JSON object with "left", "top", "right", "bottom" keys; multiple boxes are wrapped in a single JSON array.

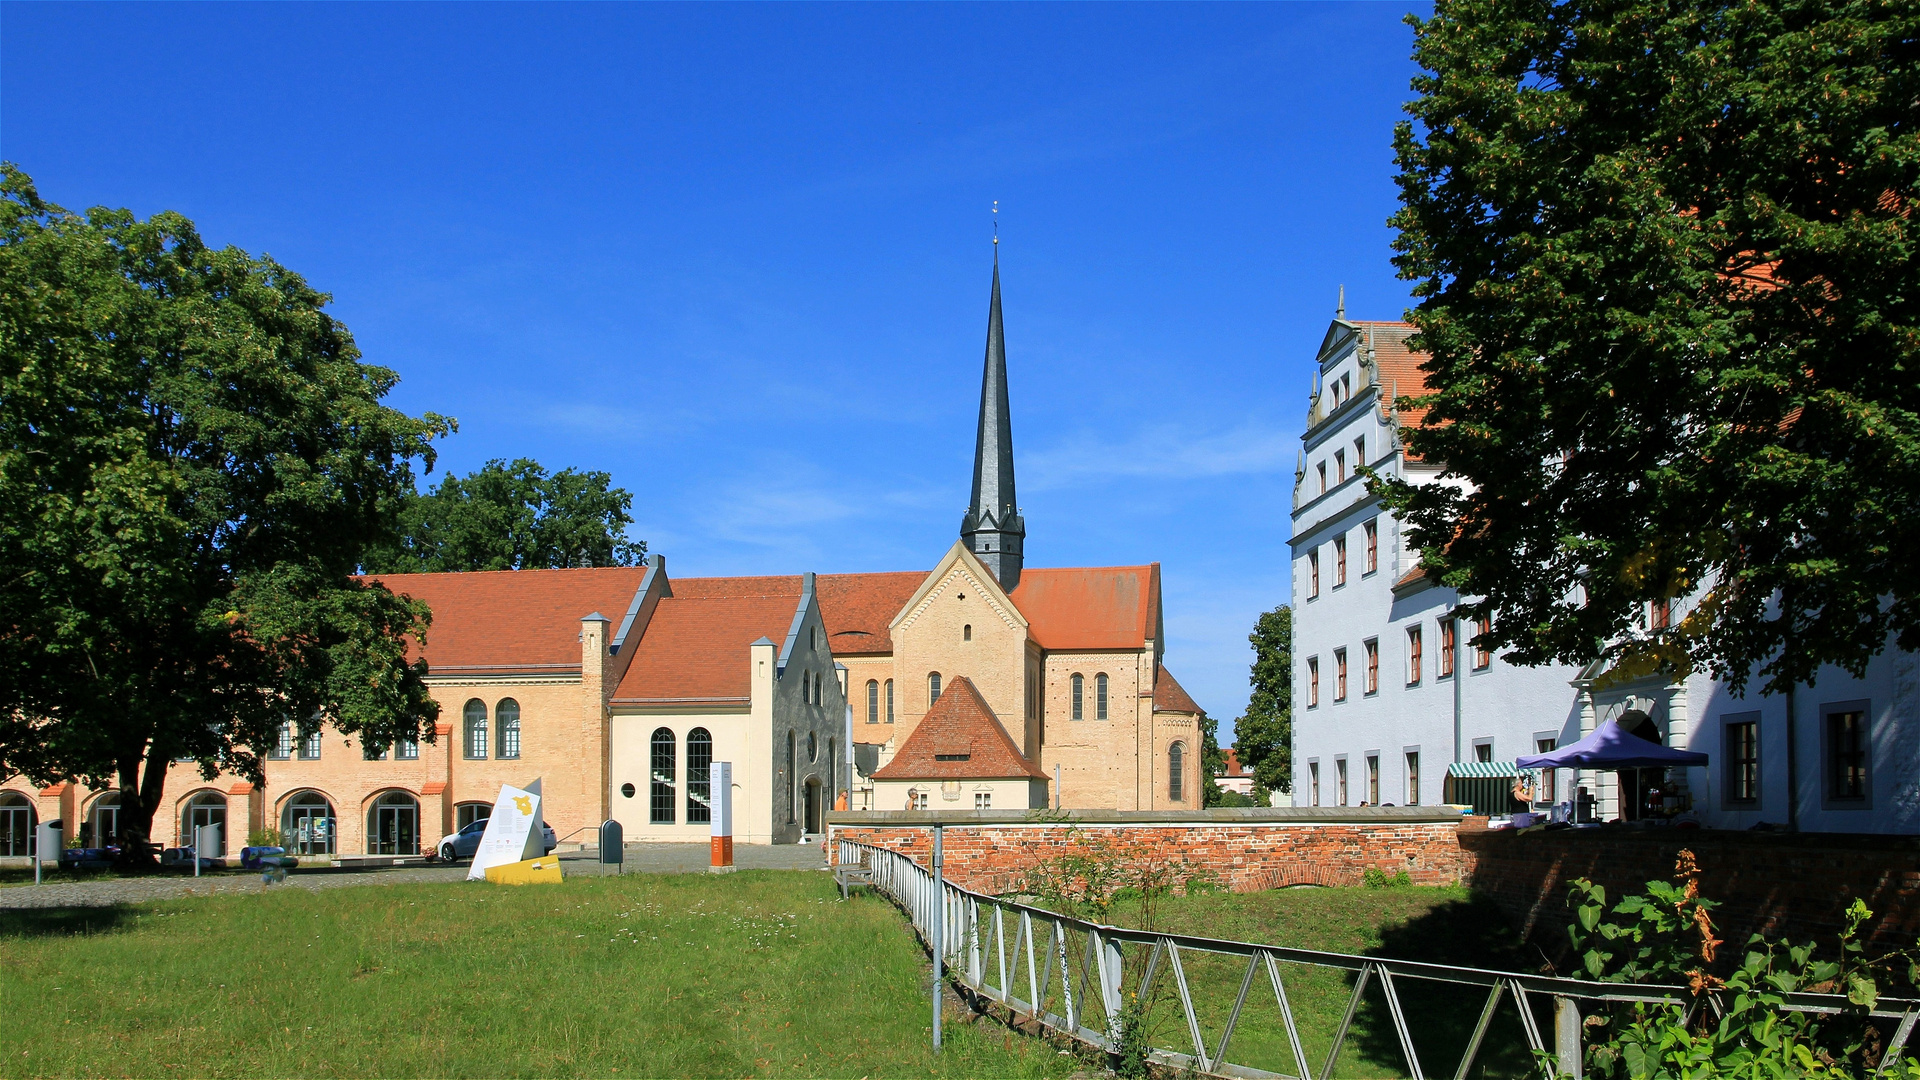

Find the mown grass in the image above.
[
  {"left": 1070, "top": 884, "right": 1542, "bottom": 1080},
  {"left": 0, "top": 871, "right": 1075, "bottom": 1079}
]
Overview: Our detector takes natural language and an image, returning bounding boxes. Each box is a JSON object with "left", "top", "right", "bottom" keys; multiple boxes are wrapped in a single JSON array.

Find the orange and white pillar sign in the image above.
[{"left": 709, "top": 761, "right": 734, "bottom": 873}]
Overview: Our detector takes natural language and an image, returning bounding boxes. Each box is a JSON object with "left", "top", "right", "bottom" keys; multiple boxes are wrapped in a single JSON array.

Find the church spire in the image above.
[{"left": 961, "top": 244, "right": 1025, "bottom": 590}]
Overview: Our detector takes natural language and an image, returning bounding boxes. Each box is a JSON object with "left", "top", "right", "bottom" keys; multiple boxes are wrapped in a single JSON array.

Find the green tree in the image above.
[
  {"left": 0, "top": 166, "right": 449, "bottom": 861},
  {"left": 1379, "top": 0, "right": 1920, "bottom": 694},
  {"left": 361, "top": 458, "right": 644, "bottom": 573},
  {"left": 1233, "top": 605, "right": 1293, "bottom": 794},
  {"left": 1199, "top": 711, "right": 1226, "bottom": 806}
]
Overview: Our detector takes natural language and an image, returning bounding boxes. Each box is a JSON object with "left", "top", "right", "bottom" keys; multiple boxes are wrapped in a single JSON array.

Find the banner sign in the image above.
[{"left": 468, "top": 779, "right": 545, "bottom": 881}]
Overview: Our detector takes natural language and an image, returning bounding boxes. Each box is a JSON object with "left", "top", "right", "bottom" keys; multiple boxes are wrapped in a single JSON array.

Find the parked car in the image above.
[{"left": 436, "top": 818, "right": 557, "bottom": 862}]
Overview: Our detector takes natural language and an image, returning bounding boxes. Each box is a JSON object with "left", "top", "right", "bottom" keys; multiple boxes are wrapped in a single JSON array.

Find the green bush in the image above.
[{"left": 1362, "top": 867, "right": 1412, "bottom": 889}]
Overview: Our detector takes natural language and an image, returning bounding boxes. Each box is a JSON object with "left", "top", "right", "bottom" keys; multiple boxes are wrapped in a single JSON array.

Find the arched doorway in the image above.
[
  {"left": 367, "top": 791, "right": 419, "bottom": 855},
  {"left": 803, "top": 776, "right": 822, "bottom": 835},
  {"left": 0, "top": 792, "right": 35, "bottom": 857},
  {"left": 281, "top": 791, "right": 336, "bottom": 855},
  {"left": 87, "top": 791, "right": 131, "bottom": 848},
  {"left": 180, "top": 791, "right": 227, "bottom": 855}
]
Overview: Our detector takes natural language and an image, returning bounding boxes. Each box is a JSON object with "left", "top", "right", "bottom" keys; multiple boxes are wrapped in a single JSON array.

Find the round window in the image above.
[
  {"left": 620, "top": 783, "right": 636, "bottom": 799},
  {"left": 807, "top": 731, "right": 818, "bottom": 762}
]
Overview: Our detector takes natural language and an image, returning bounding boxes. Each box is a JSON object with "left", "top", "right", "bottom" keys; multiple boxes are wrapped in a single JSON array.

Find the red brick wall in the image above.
[
  {"left": 829, "top": 819, "right": 1472, "bottom": 896},
  {"left": 1457, "top": 824, "right": 1920, "bottom": 957}
]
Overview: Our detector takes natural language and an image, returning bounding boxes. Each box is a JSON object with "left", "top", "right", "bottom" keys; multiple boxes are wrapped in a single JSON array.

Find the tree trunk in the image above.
[{"left": 112, "top": 747, "right": 167, "bottom": 868}]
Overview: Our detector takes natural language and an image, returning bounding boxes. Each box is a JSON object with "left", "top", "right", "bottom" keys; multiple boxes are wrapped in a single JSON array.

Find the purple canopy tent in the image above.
[{"left": 1517, "top": 719, "right": 1709, "bottom": 770}]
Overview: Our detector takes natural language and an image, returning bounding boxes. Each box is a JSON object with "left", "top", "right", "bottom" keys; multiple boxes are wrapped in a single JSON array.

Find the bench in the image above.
[{"left": 833, "top": 857, "right": 874, "bottom": 900}]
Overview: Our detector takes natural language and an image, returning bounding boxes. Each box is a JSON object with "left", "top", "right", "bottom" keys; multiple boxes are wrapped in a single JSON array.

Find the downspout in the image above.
[{"left": 1452, "top": 610, "right": 1464, "bottom": 764}]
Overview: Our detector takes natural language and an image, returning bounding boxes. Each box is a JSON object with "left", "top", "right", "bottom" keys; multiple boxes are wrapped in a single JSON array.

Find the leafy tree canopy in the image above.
[
  {"left": 362, "top": 458, "right": 645, "bottom": 574},
  {"left": 1380, "top": 0, "right": 1920, "bottom": 694},
  {"left": 0, "top": 165, "right": 450, "bottom": 857},
  {"left": 1233, "top": 605, "right": 1293, "bottom": 794}
]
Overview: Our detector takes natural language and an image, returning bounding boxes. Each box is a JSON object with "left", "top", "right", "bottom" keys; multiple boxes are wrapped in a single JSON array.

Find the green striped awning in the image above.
[{"left": 1446, "top": 760, "right": 1521, "bottom": 778}]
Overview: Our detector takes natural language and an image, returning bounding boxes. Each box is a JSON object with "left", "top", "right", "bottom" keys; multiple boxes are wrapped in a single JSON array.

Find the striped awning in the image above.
[{"left": 1446, "top": 760, "right": 1522, "bottom": 778}]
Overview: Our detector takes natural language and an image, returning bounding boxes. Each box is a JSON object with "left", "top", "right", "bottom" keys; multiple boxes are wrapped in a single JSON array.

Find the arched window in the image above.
[
  {"left": 928, "top": 672, "right": 942, "bottom": 704},
  {"left": 463, "top": 699, "right": 488, "bottom": 760},
  {"left": 1095, "top": 673, "right": 1109, "bottom": 721},
  {"left": 281, "top": 791, "right": 336, "bottom": 856},
  {"left": 181, "top": 791, "right": 228, "bottom": 855},
  {"left": 1169, "top": 742, "right": 1187, "bottom": 802},
  {"left": 963, "top": 624, "right": 972, "bottom": 641},
  {"left": 368, "top": 790, "right": 419, "bottom": 855},
  {"left": 496, "top": 698, "right": 521, "bottom": 759},
  {"left": 0, "top": 792, "right": 37, "bottom": 858},
  {"left": 885, "top": 679, "right": 895, "bottom": 723},
  {"left": 687, "top": 728, "right": 713, "bottom": 823},
  {"left": 866, "top": 680, "right": 879, "bottom": 724},
  {"left": 455, "top": 802, "right": 491, "bottom": 831},
  {"left": 651, "top": 728, "right": 676, "bottom": 825},
  {"left": 88, "top": 791, "right": 129, "bottom": 848},
  {"left": 808, "top": 731, "right": 818, "bottom": 762},
  {"left": 786, "top": 730, "right": 798, "bottom": 824},
  {"left": 1071, "top": 674, "right": 1084, "bottom": 721}
]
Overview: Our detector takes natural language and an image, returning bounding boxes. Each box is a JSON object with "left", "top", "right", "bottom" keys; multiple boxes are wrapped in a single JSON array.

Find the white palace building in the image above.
[{"left": 1288, "top": 312, "right": 1918, "bottom": 835}]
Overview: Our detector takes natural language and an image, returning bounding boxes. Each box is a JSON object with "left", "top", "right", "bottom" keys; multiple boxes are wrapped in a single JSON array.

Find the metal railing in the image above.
[{"left": 839, "top": 838, "right": 1920, "bottom": 1080}]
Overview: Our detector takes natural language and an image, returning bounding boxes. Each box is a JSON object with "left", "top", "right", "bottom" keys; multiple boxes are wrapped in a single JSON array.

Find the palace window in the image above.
[
  {"left": 1824, "top": 705, "right": 1869, "bottom": 804},
  {"left": 1309, "top": 761, "right": 1320, "bottom": 806},
  {"left": 1406, "top": 626, "right": 1422, "bottom": 686},
  {"left": 299, "top": 725, "right": 323, "bottom": 761},
  {"left": 1095, "top": 673, "right": 1108, "bottom": 721},
  {"left": 1366, "top": 754, "right": 1380, "bottom": 805},
  {"left": 1317, "top": 462, "right": 1327, "bottom": 494},
  {"left": 463, "top": 699, "right": 487, "bottom": 759},
  {"left": 928, "top": 672, "right": 942, "bottom": 705},
  {"left": 496, "top": 698, "right": 521, "bottom": 759},
  {"left": 1354, "top": 436, "right": 1365, "bottom": 467},
  {"left": 885, "top": 679, "right": 895, "bottom": 723},
  {"left": 1651, "top": 599, "right": 1672, "bottom": 631},
  {"left": 1334, "top": 649, "right": 1348, "bottom": 702},
  {"left": 1308, "top": 656, "right": 1319, "bottom": 707},
  {"left": 1335, "top": 537, "right": 1348, "bottom": 586},
  {"left": 1364, "top": 520, "right": 1378, "bottom": 575},
  {"left": 866, "top": 681, "right": 880, "bottom": 724},
  {"left": 963, "top": 624, "right": 972, "bottom": 642},
  {"left": 974, "top": 791, "right": 992, "bottom": 810},
  {"left": 1071, "top": 673, "right": 1084, "bottom": 720},
  {"left": 1724, "top": 717, "right": 1759, "bottom": 805},
  {"left": 1472, "top": 616, "right": 1492, "bottom": 670},
  {"left": 1336, "top": 758, "right": 1349, "bottom": 805},
  {"left": 270, "top": 721, "right": 294, "bottom": 761},
  {"left": 1308, "top": 551, "right": 1320, "bottom": 598},
  {"left": 651, "top": 727, "right": 676, "bottom": 825},
  {"left": 397, "top": 735, "right": 418, "bottom": 760},
  {"left": 1364, "top": 638, "right": 1379, "bottom": 695},
  {"left": 1335, "top": 449, "right": 1346, "bottom": 485},
  {"left": 687, "top": 728, "right": 713, "bottom": 823},
  {"left": 1405, "top": 751, "right": 1420, "bottom": 806},
  {"left": 1439, "top": 619, "right": 1456, "bottom": 678},
  {"left": 1168, "top": 742, "right": 1186, "bottom": 802}
]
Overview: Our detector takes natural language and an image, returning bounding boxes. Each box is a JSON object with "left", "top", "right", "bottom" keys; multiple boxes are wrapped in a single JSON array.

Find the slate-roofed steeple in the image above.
[{"left": 961, "top": 247, "right": 1025, "bottom": 591}]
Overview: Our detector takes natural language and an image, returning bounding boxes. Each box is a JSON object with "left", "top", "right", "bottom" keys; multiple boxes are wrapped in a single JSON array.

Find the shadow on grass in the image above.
[
  {"left": 1351, "top": 891, "right": 1547, "bottom": 1079},
  {"left": 0, "top": 905, "right": 138, "bottom": 939}
]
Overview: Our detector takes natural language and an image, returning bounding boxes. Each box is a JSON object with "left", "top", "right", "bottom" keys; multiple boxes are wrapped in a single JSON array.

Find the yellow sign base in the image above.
[{"left": 484, "top": 856, "right": 563, "bottom": 885}]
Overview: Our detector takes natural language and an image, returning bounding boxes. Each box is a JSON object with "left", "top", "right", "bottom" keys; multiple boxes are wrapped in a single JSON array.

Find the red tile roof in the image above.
[
  {"left": 1152, "top": 664, "right": 1204, "bottom": 715},
  {"left": 1221, "top": 749, "right": 1249, "bottom": 778},
  {"left": 365, "top": 567, "right": 649, "bottom": 675},
  {"left": 869, "top": 676, "right": 1047, "bottom": 780},
  {"left": 817, "top": 571, "right": 926, "bottom": 656},
  {"left": 1007, "top": 565, "right": 1160, "bottom": 650},
  {"left": 1354, "top": 320, "right": 1437, "bottom": 462},
  {"left": 613, "top": 578, "right": 803, "bottom": 704}
]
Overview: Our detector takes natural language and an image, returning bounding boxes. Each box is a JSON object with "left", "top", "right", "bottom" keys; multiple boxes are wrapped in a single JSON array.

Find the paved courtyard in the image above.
[{"left": 0, "top": 841, "right": 829, "bottom": 909}]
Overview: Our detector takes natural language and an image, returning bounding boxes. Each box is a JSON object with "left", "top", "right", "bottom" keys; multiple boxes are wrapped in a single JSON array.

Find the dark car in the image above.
[{"left": 436, "top": 818, "right": 557, "bottom": 862}]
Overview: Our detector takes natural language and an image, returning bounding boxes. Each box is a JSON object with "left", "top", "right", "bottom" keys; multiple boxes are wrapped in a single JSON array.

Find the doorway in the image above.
[
  {"left": 282, "top": 792, "right": 336, "bottom": 855},
  {"left": 803, "top": 778, "right": 821, "bottom": 835},
  {"left": 182, "top": 792, "right": 227, "bottom": 855},
  {"left": 0, "top": 794, "right": 34, "bottom": 857},
  {"left": 368, "top": 792, "right": 419, "bottom": 855}
]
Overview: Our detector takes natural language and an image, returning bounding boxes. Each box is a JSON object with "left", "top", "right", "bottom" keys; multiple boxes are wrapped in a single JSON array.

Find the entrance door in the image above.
[
  {"left": 91, "top": 801, "right": 120, "bottom": 847},
  {"left": 803, "top": 779, "right": 821, "bottom": 834},
  {"left": 370, "top": 798, "right": 418, "bottom": 855},
  {"left": 285, "top": 799, "right": 335, "bottom": 855},
  {"left": 0, "top": 800, "right": 31, "bottom": 857},
  {"left": 185, "top": 801, "right": 226, "bottom": 855}
]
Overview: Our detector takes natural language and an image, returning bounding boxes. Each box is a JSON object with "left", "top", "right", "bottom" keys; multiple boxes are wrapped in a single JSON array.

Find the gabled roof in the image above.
[
  {"left": 817, "top": 571, "right": 926, "bottom": 656},
  {"left": 1152, "top": 663, "right": 1204, "bottom": 715},
  {"left": 869, "top": 676, "right": 1047, "bottom": 780},
  {"left": 1008, "top": 564, "right": 1160, "bottom": 650},
  {"left": 611, "top": 577, "right": 804, "bottom": 705},
  {"left": 1352, "top": 320, "right": 1436, "bottom": 462},
  {"left": 364, "top": 567, "right": 649, "bottom": 675}
]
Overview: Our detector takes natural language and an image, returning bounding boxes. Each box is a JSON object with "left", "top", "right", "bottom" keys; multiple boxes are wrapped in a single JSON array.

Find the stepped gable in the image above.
[
  {"left": 363, "top": 566, "right": 649, "bottom": 675},
  {"left": 816, "top": 571, "right": 926, "bottom": 656},
  {"left": 1006, "top": 564, "right": 1160, "bottom": 650},
  {"left": 1152, "top": 663, "right": 1204, "bottom": 715},
  {"left": 611, "top": 576, "right": 803, "bottom": 705},
  {"left": 869, "top": 676, "right": 1047, "bottom": 780}
]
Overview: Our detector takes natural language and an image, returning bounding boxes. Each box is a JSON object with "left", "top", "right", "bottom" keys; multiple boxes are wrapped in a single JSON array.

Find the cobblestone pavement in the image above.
[{"left": 0, "top": 841, "right": 829, "bottom": 909}]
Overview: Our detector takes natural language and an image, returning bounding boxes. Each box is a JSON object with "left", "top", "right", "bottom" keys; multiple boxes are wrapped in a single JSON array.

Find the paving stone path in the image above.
[{"left": 0, "top": 842, "right": 829, "bottom": 909}]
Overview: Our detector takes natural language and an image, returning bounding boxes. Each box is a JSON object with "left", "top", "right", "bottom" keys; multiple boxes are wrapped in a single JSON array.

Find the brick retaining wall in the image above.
[{"left": 826, "top": 808, "right": 1472, "bottom": 896}]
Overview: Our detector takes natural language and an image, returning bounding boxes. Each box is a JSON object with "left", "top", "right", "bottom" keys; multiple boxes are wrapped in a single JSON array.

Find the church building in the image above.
[{"left": 0, "top": 255, "right": 1207, "bottom": 864}]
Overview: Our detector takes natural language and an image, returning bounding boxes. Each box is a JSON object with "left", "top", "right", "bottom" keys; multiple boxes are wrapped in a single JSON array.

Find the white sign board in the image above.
[
  {"left": 711, "top": 761, "right": 732, "bottom": 839},
  {"left": 467, "top": 780, "right": 545, "bottom": 881}
]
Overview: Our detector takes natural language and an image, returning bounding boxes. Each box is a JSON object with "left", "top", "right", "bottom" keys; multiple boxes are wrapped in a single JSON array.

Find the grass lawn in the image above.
[
  {"left": 0, "top": 871, "right": 1075, "bottom": 1079},
  {"left": 1074, "top": 884, "right": 1542, "bottom": 1080}
]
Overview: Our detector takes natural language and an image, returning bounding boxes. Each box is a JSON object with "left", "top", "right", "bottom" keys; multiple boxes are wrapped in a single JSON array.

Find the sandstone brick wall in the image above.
[
  {"left": 827, "top": 809, "right": 1473, "bottom": 896},
  {"left": 1457, "top": 824, "right": 1920, "bottom": 957}
]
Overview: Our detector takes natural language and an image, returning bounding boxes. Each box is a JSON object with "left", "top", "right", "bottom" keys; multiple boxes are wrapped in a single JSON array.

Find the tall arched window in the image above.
[
  {"left": 866, "top": 680, "right": 879, "bottom": 724},
  {"left": 963, "top": 624, "right": 972, "bottom": 641},
  {"left": 496, "top": 698, "right": 521, "bottom": 759},
  {"left": 463, "top": 699, "right": 488, "bottom": 759},
  {"left": 786, "top": 730, "right": 798, "bottom": 824},
  {"left": 650, "top": 728, "right": 676, "bottom": 825},
  {"left": 1071, "top": 674, "right": 1085, "bottom": 721},
  {"left": 928, "top": 672, "right": 942, "bottom": 704},
  {"left": 1095, "top": 673, "right": 1109, "bottom": 721},
  {"left": 885, "top": 680, "right": 894, "bottom": 723},
  {"left": 1169, "top": 742, "right": 1187, "bottom": 802},
  {"left": 687, "top": 728, "right": 712, "bottom": 823}
]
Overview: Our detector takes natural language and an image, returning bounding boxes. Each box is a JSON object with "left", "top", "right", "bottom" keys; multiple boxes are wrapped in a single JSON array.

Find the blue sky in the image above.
[{"left": 2, "top": 2, "right": 1427, "bottom": 739}]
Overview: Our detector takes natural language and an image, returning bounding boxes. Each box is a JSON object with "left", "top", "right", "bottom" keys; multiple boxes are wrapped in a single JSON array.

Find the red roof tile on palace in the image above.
[
  {"left": 613, "top": 582, "right": 802, "bottom": 704},
  {"left": 869, "top": 676, "right": 1047, "bottom": 780},
  {"left": 817, "top": 571, "right": 926, "bottom": 655},
  {"left": 1152, "top": 664, "right": 1203, "bottom": 715},
  {"left": 1006, "top": 565, "right": 1159, "bottom": 650},
  {"left": 362, "top": 566, "right": 649, "bottom": 674}
]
